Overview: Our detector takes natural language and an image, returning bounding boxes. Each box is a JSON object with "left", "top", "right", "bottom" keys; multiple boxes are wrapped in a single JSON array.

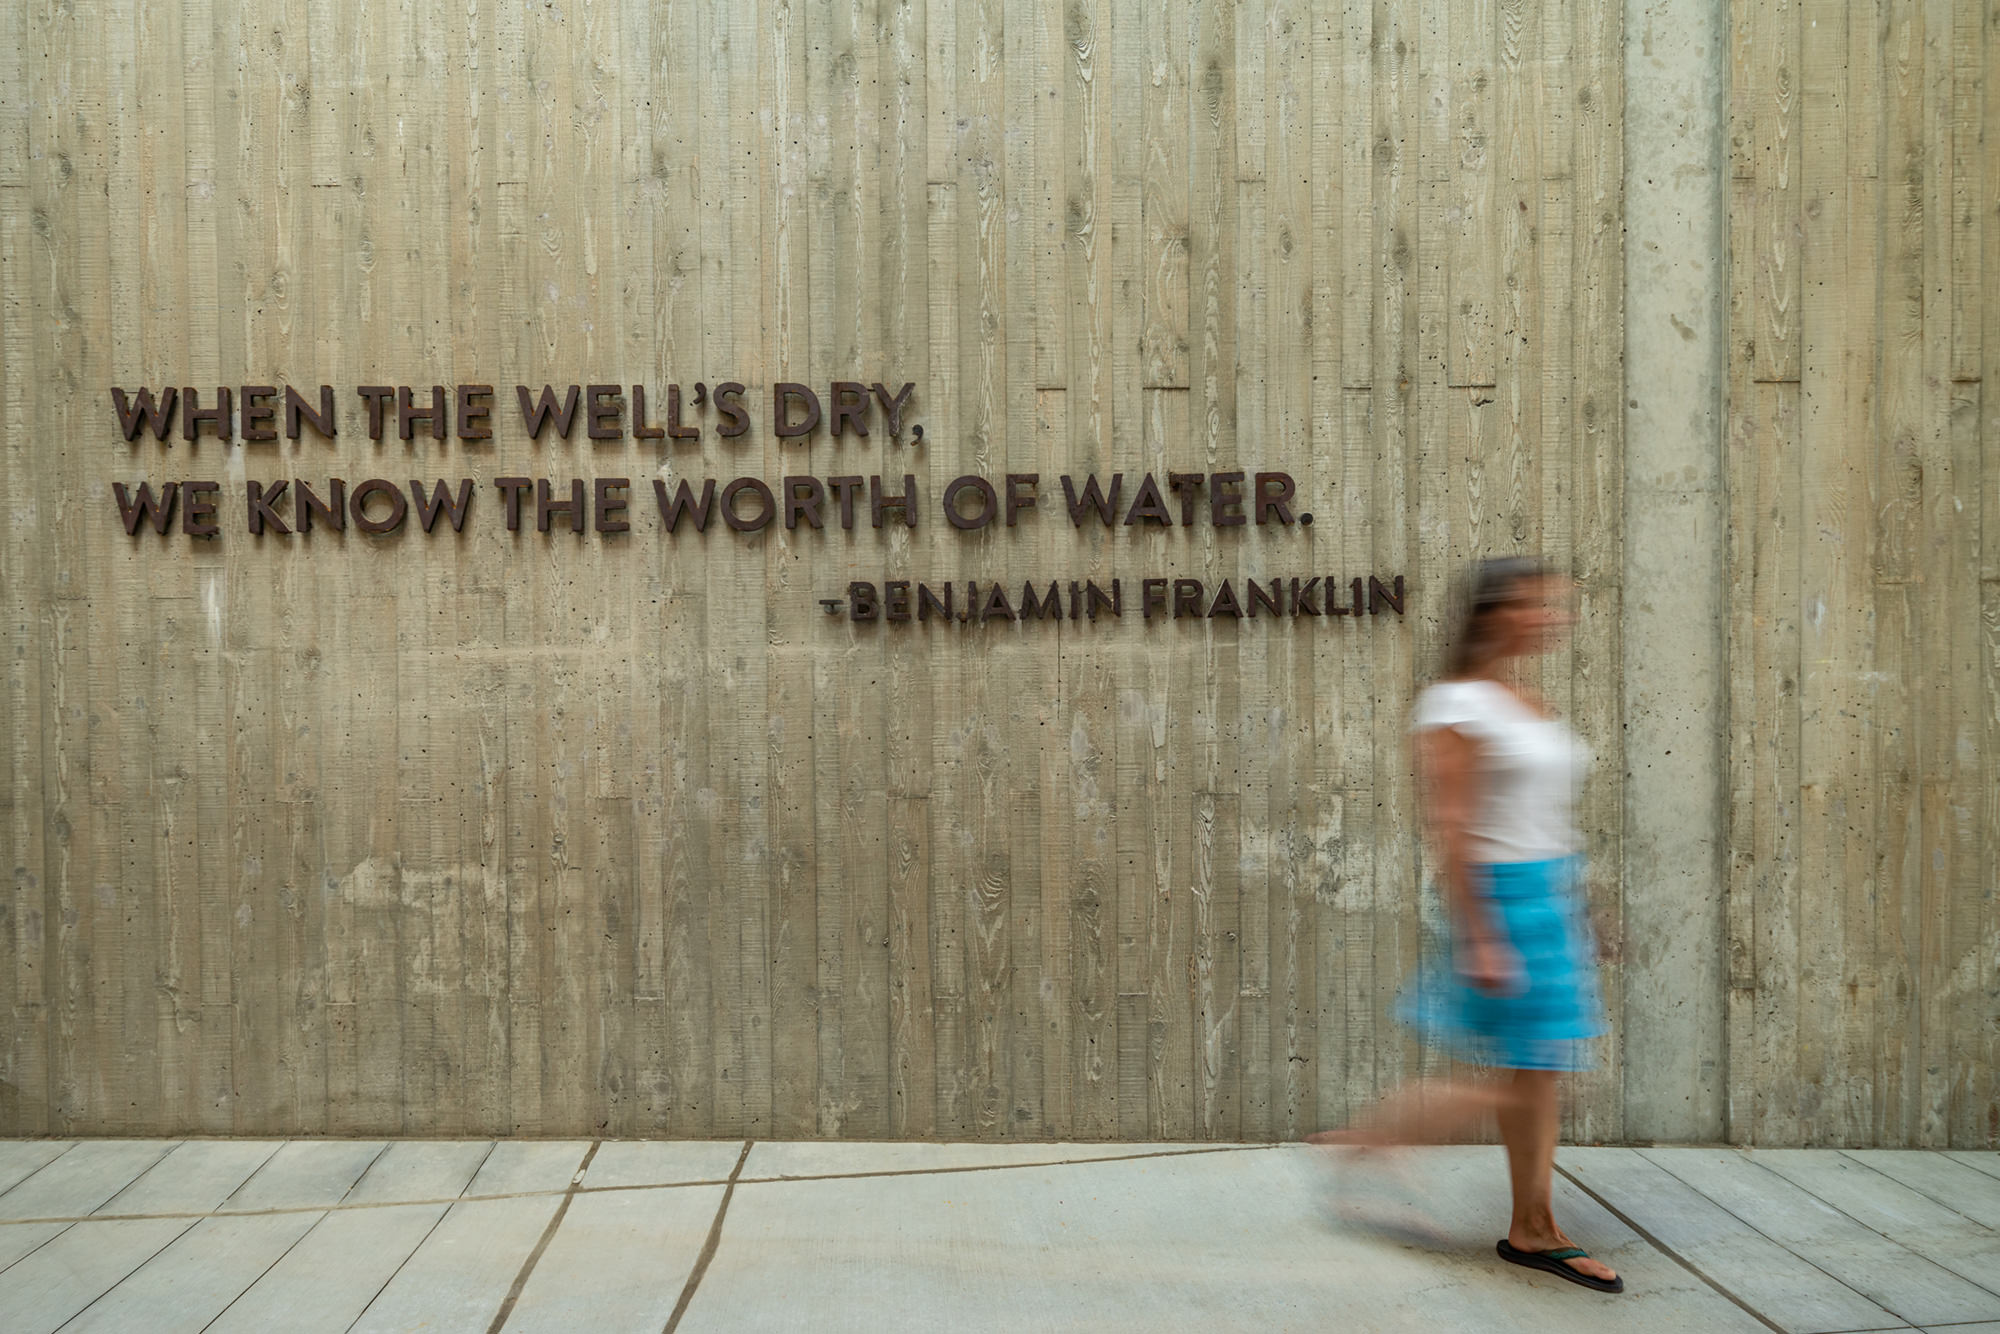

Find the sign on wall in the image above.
[{"left": 108, "top": 378, "right": 1406, "bottom": 625}]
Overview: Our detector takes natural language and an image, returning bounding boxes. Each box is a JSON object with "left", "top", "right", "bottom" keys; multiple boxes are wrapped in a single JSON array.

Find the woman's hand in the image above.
[{"left": 1457, "top": 934, "right": 1525, "bottom": 997}]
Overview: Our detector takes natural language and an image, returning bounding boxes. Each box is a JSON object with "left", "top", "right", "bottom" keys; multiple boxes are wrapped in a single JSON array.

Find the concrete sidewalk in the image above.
[{"left": 1, "top": 1138, "right": 1996, "bottom": 1333}]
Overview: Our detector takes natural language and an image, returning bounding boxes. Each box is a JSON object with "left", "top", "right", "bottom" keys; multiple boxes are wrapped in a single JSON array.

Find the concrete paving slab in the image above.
[
  {"left": 1945, "top": 1153, "right": 2000, "bottom": 1182},
  {"left": 0, "top": 1142, "right": 179, "bottom": 1276},
  {"left": 0, "top": 1143, "right": 73, "bottom": 1197},
  {"left": 58, "top": 1210, "right": 323, "bottom": 1334},
  {"left": 465, "top": 1139, "right": 591, "bottom": 1196},
  {"left": 206, "top": 1201, "right": 450, "bottom": 1334},
  {"left": 3, "top": 1139, "right": 1993, "bottom": 1332},
  {"left": 742, "top": 1139, "right": 1245, "bottom": 1180},
  {"left": 222, "top": 1140, "right": 388, "bottom": 1211},
  {"left": 0, "top": 1144, "right": 265, "bottom": 1328},
  {"left": 584, "top": 1138, "right": 744, "bottom": 1189},
  {"left": 348, "top": 1194, "right": 564, "bottom": 1334},
  {"left": 0, "top": 1217, "right": 192, "bottom": 1334},
  {"left": 96, "top": 1140, "right": 280, "bottom": 1216},
  {"left": 1315, "top": 1144, "right": 1736, "bottom": 1311},
  {"left": 1846, "top": 1152, "right": 2000, "bottom": 1230},
  {"left": 1751, "top": 1150, "right": 2000, "bottom": 1299},
  {"left": 0, "top": 1223, "right": 64, "bottom": 1271},
  {"left": 0, "top": 1140, "right": 173, "bottom": 1220},
  {"left": 1562, "top": 1146, "right": 1902, "bottom": 1333},
  {"left": 687, "top": 1146, "right": 1759, "bottom": 1334},
  {"left": 1636, "top": 1148, "right": 2000, "bottom": 1326},
  {"left": 502, "top": 1184, "right": 723, "bottom": 1333},
  {"left": 345, "top": 1140, "right": 494, "bottom": 1204}
]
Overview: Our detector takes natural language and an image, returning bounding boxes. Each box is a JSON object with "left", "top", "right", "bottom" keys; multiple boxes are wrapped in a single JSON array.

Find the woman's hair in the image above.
[{"left": 1440, "top": 556, "right": 1550, "bottom": 678}]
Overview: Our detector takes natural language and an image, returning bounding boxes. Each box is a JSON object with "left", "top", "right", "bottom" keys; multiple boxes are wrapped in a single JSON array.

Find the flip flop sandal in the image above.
[{"left": 1496, "top": 1239, "right": 1625, "bottom": 1293}]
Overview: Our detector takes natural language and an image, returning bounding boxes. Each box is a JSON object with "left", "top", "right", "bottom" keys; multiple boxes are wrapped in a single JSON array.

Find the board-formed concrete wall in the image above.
[
  {"left": 1715, "top": 0, "right": 1999, "bottom": 1148},
  {"left": 0, "top": 0, "right": 1990, "bottom": 1146}
]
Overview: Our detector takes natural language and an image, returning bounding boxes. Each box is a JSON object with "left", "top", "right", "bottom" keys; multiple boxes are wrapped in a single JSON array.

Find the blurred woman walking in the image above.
[{"left": 1307, "top": 557, "right": 1622, "bottom": 1294}]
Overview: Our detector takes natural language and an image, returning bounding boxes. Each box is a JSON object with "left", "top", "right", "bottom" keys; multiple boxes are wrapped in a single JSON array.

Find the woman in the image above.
[{"left": 1307, "top": 557, "right": 1621, "bottom": 1295}]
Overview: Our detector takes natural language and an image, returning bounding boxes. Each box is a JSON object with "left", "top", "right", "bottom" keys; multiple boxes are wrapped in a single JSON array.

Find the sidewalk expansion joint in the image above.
[
  {"left": 734, "top": 1141, "right": 1283, "bottom": 1187},
  {"left": 0, "top": 1142, "right": 1282, "bottom": 1227},
  {"left": 665, "top": 1139, "right": 753, "bottom": 1334},
  {"left": 486, "top": 1139, "right": 602, "bottom": 1334}
]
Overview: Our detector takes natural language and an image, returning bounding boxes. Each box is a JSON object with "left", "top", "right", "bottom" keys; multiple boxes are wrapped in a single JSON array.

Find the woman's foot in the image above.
[
  {"left": 1309, "top": 1142, "right": 1437, "bottom": 1243},
  {"left": 1304, "top": 1128, "right": 1370, "bottom": 1146},
  {"left": 1305, "top": 1123, "right": 1400, "bottom": 1148},
  {"left": 1504, "top": 1224, "right": 1618, "bottom": 1284}
]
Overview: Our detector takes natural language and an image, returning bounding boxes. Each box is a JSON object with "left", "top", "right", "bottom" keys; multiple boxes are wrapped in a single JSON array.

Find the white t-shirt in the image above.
[{"left": 1412, "top": 678, "right": 1590, "bottom": 863}]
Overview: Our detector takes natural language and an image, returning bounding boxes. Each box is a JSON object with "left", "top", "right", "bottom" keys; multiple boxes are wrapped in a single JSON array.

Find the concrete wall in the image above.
[
  {"left": 1622, "top": 0, "right": 1729, "bottom": 1141},
  {"left": 1718, "top": 0, "right": 2000, "bottom": 1147},
  {"left": 0, "top": 0, "right": 1991, "bottom": 1145}
]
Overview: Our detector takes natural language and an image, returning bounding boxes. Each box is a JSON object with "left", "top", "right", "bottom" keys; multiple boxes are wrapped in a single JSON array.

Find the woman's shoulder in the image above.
[{"left": 1412, "top": 678, "right": 1508, "bottom": 730}]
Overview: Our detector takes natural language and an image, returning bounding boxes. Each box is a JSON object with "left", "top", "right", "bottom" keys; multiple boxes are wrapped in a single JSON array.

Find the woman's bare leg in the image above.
[
  {"left": 1496, "top": 1069, "right": 1615, "bottom": 1282},
  {"left": 1306, "top": 1075, "right": 1510, "bottom": 1147}
]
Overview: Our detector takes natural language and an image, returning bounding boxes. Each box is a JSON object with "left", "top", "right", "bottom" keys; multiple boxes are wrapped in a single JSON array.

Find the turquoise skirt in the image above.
[{"left": 1397, "top": 856, "right": 1607, "bottom": 1072}]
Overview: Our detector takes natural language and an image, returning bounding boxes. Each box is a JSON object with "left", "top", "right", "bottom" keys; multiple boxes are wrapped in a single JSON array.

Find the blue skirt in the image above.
[{"left": 1397, "top": 856, "right": 1608, "bottom": 1072}]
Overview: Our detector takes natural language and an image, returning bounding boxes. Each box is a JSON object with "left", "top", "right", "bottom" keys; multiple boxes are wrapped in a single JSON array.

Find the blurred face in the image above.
[{"left": 1490, "top": 574, "right": 1577, "bottom": 658}]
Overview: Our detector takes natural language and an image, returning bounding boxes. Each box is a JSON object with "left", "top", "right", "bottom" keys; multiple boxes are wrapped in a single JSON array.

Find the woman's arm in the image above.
[{"left": 1420, "top": 724, "right": 1523, "bottom": 995}]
